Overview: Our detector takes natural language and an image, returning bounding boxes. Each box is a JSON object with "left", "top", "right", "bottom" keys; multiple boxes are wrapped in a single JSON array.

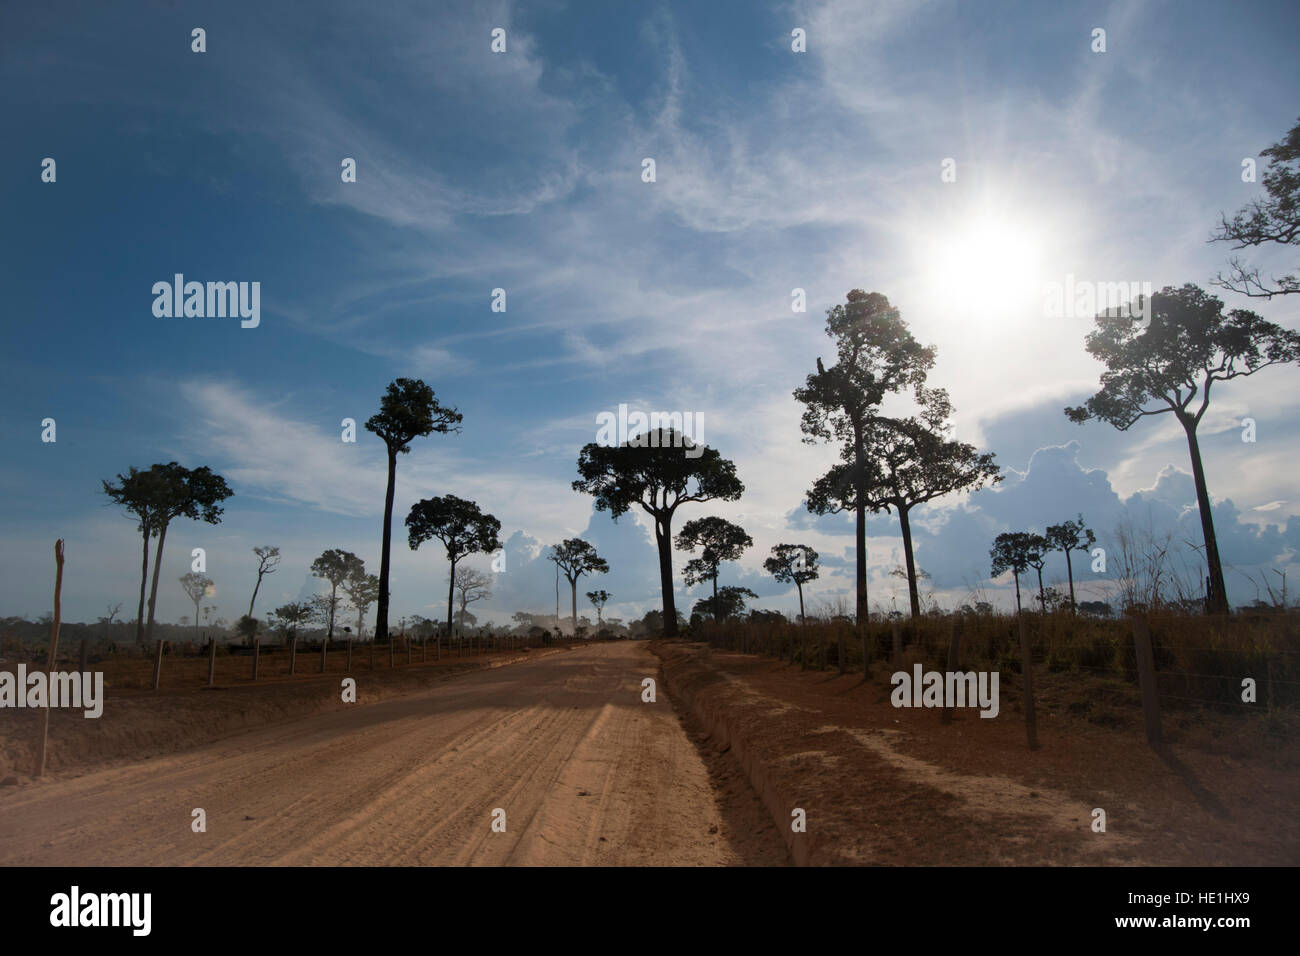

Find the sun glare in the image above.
[{"left": 924, "top": 213, "right": 1045, "bottom": 320}]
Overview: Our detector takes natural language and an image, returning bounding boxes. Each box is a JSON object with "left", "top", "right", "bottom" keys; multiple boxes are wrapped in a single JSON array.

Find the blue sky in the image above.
[{"left": 2, "top": 0, "right": 1299, "bottom": 626}]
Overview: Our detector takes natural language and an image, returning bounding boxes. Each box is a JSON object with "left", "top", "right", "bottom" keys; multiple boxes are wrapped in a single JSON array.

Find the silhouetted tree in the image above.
[
  {"left": 341, "top": 568, "right": 380, "bottom": 640},
  {"left": 1066, "top": 283, "right": 1300, "bottom": 613},
  {"left": 990, "top": 532, "right": 1039, "bottom": 615},
  {"left": 178, "top": 572, "right": 212, "bottom": 642},
  {"left": 763, "top": 544, "right": 819, "bottom": 625},
  {"left": 1045, "top": 515, "right": 1096, "bottom": 613},
  {"left": 675, "top": 517, "right": 752, "bottom": 621},
  {"left": 406, "top": 495, "right": 501, "bottom": 639},
  {"left": 103, "top": 462, "right": 233, "bottom": 648},
  {"left": 573, "top": 429, "right": 743, "bottom": 637},
  {"left": 101, "top": 466, "right": 162, "bottom": 646},
  {"left": 795, "top": 291, "right": 935, "bottom": 623},
  {"left": 1023, "top": 533, "right": 1051, "bottom": 614},
  {"left": 547, "top": 539, "right": 608, "bottom": 635},
  {"left": 692, "top": 585, "right": 758, "bottom": 621},
  {"left": 366, "top": 378, "right": 463, "bottom": 642},
  {"left": 1211, "top": 116, "right": 1300, "bottom": 299},
  {"left": 311, "top": 549, "right": 363, "bottom": 641},
  {"left": 859, "top": 388, "right": 1001, "bottom": 619},
  {"left": 248, "top": 546, "right": 280, "bottom": 617},
  {"left": 587, "top": 589, "right": 611, "bottom": 626},
  {"left": 272, "top": 601, "right": 313, "bottom": 643},
  {"left": 453, "top": 566, "right": 492, "bottom": 628}
]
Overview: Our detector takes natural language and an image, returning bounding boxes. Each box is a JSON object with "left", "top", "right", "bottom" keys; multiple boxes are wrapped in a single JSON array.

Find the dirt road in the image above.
[{"left": 0, "top": 642, "right": 786, "bottom": 866}]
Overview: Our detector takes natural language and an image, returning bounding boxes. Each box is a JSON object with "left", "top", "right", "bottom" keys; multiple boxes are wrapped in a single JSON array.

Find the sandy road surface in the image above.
[{"left": 0, "top": 642, "right": 781, "bottom": 865}]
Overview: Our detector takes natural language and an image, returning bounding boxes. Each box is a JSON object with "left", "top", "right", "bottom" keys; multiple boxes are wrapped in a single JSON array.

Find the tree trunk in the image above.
[
  {"left": 376, "top": 447, "right": 397, "bottom": 642},
  {"left": 898, "top": 504, "right": 921, "bottom": 619},
  {"left": 655, "top": 514, "right": 678, "bottom": 637},
  {"left": 135, "top": 528, "right": 150, "bottom": 646},
  {"left": 796, "top": 581, "right": 805, "bottom": 626},
  {"left": 853, "top": 461, "right": 869, "bottom": 624},
  {"left": 712, "top": 575, "right": 719, "bottom": 621},
  {"left": 1036, "top": 567, "right": 1046, "bottom": 613},
  {"left": 248, "top": 571, "right": 263, "bottom": 619},
  {"left": 327, "top": 584, "right": 337, "bottom": 640},
  {"left": 1013, "top": 571, "right": 1022, "bottom": 615},
  {"left": 1064, "top": 549, "right": 1077, "bottom": 613},
  {"left": 1182, "top": 417, "right": 1229, "bottom": 614},
  {"left": 571, "top": 576, "right": 578, "bottom": 635},
  {"left": 445, "top": 555, "right": 458, "bottom": 640},
  {"left": 144, "top": 522, "right": 169, "bottom": 646}
]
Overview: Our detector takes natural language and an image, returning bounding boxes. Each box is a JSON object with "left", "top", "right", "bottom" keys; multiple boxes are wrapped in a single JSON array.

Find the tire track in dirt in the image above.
[{"left": 0, "top": 642, "right": 786, "bottom": 866}]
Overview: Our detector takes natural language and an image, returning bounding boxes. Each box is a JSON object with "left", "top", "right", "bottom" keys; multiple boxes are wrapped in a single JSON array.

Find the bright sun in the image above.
[{"left": 924, "top": 213, "right": 1045, "bottom": 321}]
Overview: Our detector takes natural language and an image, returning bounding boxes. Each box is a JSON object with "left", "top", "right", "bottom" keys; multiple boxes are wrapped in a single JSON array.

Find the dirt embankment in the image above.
[
  {"left": 652, "top": 640, "right": 1300, "bottom": 866},
  {"left": 1, "top": 648, "right": 563, "bottom": 783}
]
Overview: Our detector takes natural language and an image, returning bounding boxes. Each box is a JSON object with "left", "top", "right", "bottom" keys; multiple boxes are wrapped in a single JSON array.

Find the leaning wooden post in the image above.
[
  {"left": 252, "top": 637, "right": 260, "bottom": 681},
  {"left": 36, "top": 539, "right": 65, "bottom": 777},
  {"left": 941, "top": 618, "right": 962, "bottom": 725},
  {"left": 1132, "top": 616, "right": 1162, "bottom": 751},
  {"left": 153, "top": 638, "right": 165, "bottom": 691},
  {"left": 207, "top": 635, "right": 217, "bottom": 687},
  {"left": 1018, "top": 614, "right": 1039, "bottom": 750},
  {"left": 289, "top": 636, "right": 297, "bottom": 675}
]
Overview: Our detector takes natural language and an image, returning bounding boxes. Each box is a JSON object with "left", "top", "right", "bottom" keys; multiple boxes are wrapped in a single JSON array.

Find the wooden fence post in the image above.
[
  {"left": 369, "top": 640, "right": 375, "bottom": 670},
  {"left": 801, "top": 630, "right": 807, "bottom": 671},
  {"left": 289, "top": 636, "right": 297, "bottom": 676},
  {"left": 1018, "top": 614, "right": 1039, "bottom": 750},
  {"left": 941, "top": 618, "right": 962, "bottom": 725},
  {"left": 208, "top": 636, "right": 217, "bottom": 687},
  {"left": 79, "top": 637, "right": 89, "bottom": 675},
  {"left": 407, "top": 637, "right": 412, "bottom": 666},
  {"left": 321, "top": 637, "right": 327, "bottom": 673},
  {"left": 861, "top": 625, "right": 869, "bottom": 676},
  {"left": 891, "top": 620, "right": 902, "bottom": 666},
  {"left": 153, "top": 638, "right": 165, "bottom": 691},
  {"left": 389, "top": 639, "right": 394, "bottom": 668},
  {"left": 36, "top": 539, "right": 64, "bottom": 777},
  {"left": 422, "top": 637, "right": 427, "bottom": 663},
  {"left": 252, "top": 637, "right": 260, "bottom": 681},
  {"left": 346, "top": 638, "right": 352, "bottom": 672},
  {"left": 1132, "top": 616, "right": 1162, "bottom": 750}
]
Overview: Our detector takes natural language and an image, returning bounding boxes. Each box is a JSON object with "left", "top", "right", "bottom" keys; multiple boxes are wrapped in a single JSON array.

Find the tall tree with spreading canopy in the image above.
[
  {"left": 573, "top": 428, "right": 743, "bottom": 637},
  {"left": 675, "top": 517, "right": 752, "bottom": 621},
  {"left": 990, "top": 532, "right": 1039, "bottom": 615},
  {"left": 311, "top": 549, "right": 363, "bottom": 641},
  {"left": 248, "top": 546, "right": 280, "bottom": 617},
  {"left": 406, "top": 495, "right": 501, "bottom": 639},
  {"left": 366, "top": 378, "right": 462, "bottom": 642},
  {"left": 1065, "top": 283, "right": 1300, "bottom": 613},
  {"left": 795, "top": 290, "right": 935, "bottom": 623},
  {"left": 104, "top": 462, "right": 233, "bottom": 648},
  {"left": 1210, "top": 116, "right": 1300, "bottom": 299},
  {"left": 764, "top": 544, "right": 819, "bottom": 625},
  {"left": 1045, "top": 515, "right": 1095, "bottom": 613},
  {"left": 859, "top": 388, "right": 1002, "bottom": 619},
  {"left": 102, "top": 465, "right": 164, "bottom": 646},
  {"left": 547, "top": 538, "right": 609, "bottom": 635}
]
